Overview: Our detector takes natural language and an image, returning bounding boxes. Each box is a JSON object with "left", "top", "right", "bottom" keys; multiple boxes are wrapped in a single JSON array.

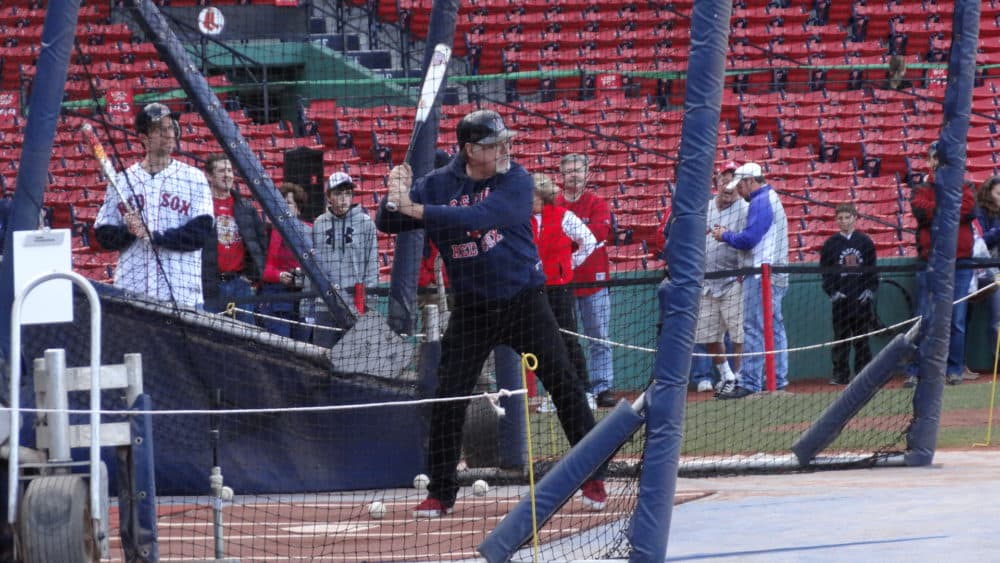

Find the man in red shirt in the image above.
[
  {"left": 201, "top": 154, "right": 267, "bottom": 321},
  {"left": 556, "top": 153, "right": 616, "bottom": 407},
  {"left": 903, "top": 143, "right": 977, "bottom": 386}
]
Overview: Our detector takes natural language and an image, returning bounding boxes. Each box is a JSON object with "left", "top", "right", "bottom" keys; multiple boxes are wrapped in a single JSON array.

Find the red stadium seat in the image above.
[
  {"left": 818, "top": 130, "right": 862, "bottom": 163},
  {"left": 812, "top": 159, "right": 858, "bottom": 179},
  {"left": 605, "top": 241, "right": 652, "bottom": 262}
]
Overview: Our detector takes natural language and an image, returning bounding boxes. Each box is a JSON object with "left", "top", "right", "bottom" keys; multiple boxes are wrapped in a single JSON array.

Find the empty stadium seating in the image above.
[{"left": 4, "top": 0, "right": 1000, "bottom": 281}]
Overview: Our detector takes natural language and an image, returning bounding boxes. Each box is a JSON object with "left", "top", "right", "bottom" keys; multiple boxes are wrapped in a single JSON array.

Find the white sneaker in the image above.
[
  {"left": 696, "top": 380, "right": 714, "bottom": 393},
  {"left": 586, "top": 393, "right": 597, "bottom": 410},
  {"left": 714, "top": 379, "right": 737, "bottom": 398},
  {"left": 536, "top": 395, "right": 556, "bottom": 413}
]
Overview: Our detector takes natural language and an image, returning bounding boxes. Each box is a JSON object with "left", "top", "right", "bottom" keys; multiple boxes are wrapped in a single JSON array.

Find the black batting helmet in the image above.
[
  {"left": 135, "top": 102, "right": 180, "bottom": 136},
  {"left": 456, "top": 110, "right": 515, "bottom": 148}
]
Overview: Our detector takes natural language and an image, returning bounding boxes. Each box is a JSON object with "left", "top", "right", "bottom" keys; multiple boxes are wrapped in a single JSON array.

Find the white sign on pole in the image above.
[
  {"left": 198, "top": 7, "right": 225, "bottom": 36},
  {"left": 13, "top": 229, "right": 73, "bottom": 325}
]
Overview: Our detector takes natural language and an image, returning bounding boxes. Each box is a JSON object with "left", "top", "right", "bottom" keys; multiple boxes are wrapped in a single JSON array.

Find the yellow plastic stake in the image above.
[
  {"left": 520, "top": 353, "right": 541, "bottom": 563},
  {"left": 973, "top": 322, "right": 1000, "bottom": 447}
]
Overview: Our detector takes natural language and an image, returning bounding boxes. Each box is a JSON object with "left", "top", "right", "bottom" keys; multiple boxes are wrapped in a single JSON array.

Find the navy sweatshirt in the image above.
[{"left": 376, "top": 156, "right": 545, "bottom": 301}]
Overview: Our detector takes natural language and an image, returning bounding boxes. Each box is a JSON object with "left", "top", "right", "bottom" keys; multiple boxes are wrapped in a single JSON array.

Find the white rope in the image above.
[
  {"left": 218, "top": 306, "right": 426, "bottom": 340},
  {"left": 557, "top": 279, "right": 999, "bottom": 359},
  {"left": 0, "top": 389, "right": 526, "bottom": 417}
]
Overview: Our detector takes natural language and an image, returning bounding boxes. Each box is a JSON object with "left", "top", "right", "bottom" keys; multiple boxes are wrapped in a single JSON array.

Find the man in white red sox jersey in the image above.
[{"left": 95, "top": 103, "right": 214, "bottom": 307}]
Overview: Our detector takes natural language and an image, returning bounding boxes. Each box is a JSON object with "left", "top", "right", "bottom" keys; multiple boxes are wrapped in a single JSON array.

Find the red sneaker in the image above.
[
  {"left": 413, "top": 497, "right": 453, "bottom": 518},
  {"left": 580, "top": 479, "right": 607, "bottom": 511}
]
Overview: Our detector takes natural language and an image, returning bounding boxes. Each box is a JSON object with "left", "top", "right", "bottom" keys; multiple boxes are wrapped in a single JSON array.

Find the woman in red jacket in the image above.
[
  {"left": 259, "top": 182, "right": 312, "bottom": 340},
  {"left": 531, "top": 173, "right": 598, "bottom": 411}
]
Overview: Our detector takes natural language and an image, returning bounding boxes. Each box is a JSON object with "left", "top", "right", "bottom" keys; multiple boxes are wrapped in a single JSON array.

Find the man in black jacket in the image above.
[{"left": 201, "top": 154, "right": 268, "bottom": 320}]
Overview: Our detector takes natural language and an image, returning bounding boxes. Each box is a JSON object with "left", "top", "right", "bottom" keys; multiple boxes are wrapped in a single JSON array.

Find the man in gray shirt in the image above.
[{"left": 698, "top": 180, "right": 749, "bottom": 396}]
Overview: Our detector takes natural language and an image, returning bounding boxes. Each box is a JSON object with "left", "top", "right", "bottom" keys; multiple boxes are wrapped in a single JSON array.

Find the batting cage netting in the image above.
[{"left": 1, "top": 0, "right": 998, "bottom": 561}]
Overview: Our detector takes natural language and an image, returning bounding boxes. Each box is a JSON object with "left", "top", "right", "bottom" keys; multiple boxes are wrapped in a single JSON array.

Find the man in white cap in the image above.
[
  {"left": 710, "top": 162, "right": 789, "bottom": 399},
  {"left": 302, "top": 171, "right": 379, "bottom": 347}
]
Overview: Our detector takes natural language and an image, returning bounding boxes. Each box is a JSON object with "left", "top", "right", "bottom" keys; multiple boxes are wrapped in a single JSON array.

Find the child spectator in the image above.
[
  {"left": 820, "top": 203, "right": 878, "bottom": 385},
  {"left": 302, "top": 172, "right": 378, "bottom": 347}
]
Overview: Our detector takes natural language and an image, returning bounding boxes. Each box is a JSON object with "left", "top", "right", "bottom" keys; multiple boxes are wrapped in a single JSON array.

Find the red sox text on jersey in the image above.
[
  {"left": 117, "top": 192, "right": 197, "bottom": 217},
  {"left": 448, "top": 187, "right": 504, "bottom": 259}
]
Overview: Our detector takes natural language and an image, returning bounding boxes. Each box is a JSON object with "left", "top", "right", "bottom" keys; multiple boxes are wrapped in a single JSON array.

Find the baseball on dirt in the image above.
[
  {"left": 413, "top": 473, "right": 430, "bottom": 491},
  {"left": 472, "top": 479, "right": 489, "bottom": 497},
  {"left": 368, "top": 501, "right": 386, "bottom": 519}
]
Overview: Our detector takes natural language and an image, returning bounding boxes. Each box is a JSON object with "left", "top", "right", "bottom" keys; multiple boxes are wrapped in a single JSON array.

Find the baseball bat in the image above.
[
  {"left": 81, "top": 123, "right": 133, "bottom": 213},
  {"left": 386, "top": 43, "right": 452, "bottom": 212}
]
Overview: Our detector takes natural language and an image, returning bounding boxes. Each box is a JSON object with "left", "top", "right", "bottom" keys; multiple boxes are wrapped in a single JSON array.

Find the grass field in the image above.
[{"left": 526, "top": 378, "right": 999, "bottom": 461}]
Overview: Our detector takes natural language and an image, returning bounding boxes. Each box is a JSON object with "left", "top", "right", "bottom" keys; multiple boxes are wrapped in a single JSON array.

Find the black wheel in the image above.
[
  {"left": 462, "top": 397, "right": 500, "bottom": 468},
  {"left": 17, "top": 475, "right": 98, "bottom": 563}
]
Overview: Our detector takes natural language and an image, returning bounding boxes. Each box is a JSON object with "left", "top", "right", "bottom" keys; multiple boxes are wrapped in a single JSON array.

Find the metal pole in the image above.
[
  {"left": 43, "top": 349, "right": 72, "bottom": 464},
  {"left": 211, "top": 388, "right": 225, "bottom": 560},
  {"left": 8, "top": 271, "right": 102, "bottom": 525}
]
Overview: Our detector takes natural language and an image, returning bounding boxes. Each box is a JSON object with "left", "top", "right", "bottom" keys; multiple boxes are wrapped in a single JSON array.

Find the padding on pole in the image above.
[
  {"left": 792, "top": 328, "right": 918, "bottom": 465},
  {"left": 478, "top": 401, "right": 644, "bottom": 563},
  {"left": 905, "top": 0, "right": 980, "bottom": 467}
]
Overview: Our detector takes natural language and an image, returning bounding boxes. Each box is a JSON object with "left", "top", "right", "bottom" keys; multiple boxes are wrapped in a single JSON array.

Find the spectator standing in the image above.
[
  {"left": 820, "top": 203, "right": 878, "bottom": 385},
  {"left": 697, "top": 175, "right": 749, "bottom": 395},
  {"left": 712, "top": 162, "right": 790, "bottom": 399},
  {"left": 658, "top": 161, "right": 741, "bottom": 392},
  {"left": 531, "top": 173, "right": 598, "bottom": 411},
  {"left": 302, "top": 172, "right": 379, "bottom": 347},
  {"left": 200, "top": 154, "right": 268, "bottom": 320},
  {"left": 556, "top": 153, "right": 616, "bottom": 408},
  {"left": 975, "top": 175, "right": 1000, "bottom": 357},
  {"left": 904, "top": 172, "right": 978, "bottom": 387},
  {"left": 377, "top": 109, "right": 604, "bottom": 518},
  {"left": 259, "top": 182, "right": 311, "bottom": 340},
  {"left": 94, "top": 103, "right": 213, "bottom": 307}
]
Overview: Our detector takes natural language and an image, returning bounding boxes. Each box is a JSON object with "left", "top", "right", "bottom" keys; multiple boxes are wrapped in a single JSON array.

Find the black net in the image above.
[{"left": 3, "top": 0, "right": 999, "bottom": 561}]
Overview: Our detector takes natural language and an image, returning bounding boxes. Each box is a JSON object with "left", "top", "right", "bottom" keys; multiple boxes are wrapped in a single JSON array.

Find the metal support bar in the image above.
[{"left": 8, "top": 271, "right": 102, "bottom": 525}]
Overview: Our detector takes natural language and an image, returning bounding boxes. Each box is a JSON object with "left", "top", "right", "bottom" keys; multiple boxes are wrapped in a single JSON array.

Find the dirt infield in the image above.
[{"left": 99, "top": 485, "right": 712, "bottom": 562}]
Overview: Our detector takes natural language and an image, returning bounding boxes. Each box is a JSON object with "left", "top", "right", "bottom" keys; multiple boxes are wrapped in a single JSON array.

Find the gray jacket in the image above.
[{"left": 302, "top": 204, "right": 379, "bottom": 318}]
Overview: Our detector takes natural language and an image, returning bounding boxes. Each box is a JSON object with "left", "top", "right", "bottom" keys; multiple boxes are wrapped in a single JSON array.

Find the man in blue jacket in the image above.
[
  {"left": 377, "top": 109, "right": 606, "bottom": 518},
  {"left": 711, "top": 162, "right": 790, "bottom": 399}
]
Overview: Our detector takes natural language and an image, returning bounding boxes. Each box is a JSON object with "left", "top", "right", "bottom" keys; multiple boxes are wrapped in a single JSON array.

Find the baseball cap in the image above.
[
  {"left": 724, "top": 162, "right": 763, "bottom": 192},
  {"left": 135, "top": 102, "right": 180, "bottom": 135},
  {"left": 326, "top": 171, "right": 355, "bottom": 192},
  {"left": 717, "top": 160, "right": 739, "bottom": 173},
  {"left": 457, "top": 109, "right": 516, "bottom": 148}
]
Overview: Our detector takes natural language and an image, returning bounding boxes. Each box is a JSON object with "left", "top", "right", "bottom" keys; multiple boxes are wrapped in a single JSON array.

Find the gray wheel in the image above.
[{"left": 18, "top": 475, "right": 98, "bottom": 563}]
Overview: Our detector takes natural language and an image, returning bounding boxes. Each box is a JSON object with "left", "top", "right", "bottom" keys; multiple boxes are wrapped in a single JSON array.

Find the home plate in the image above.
[{"left": 284, "top": 523, "right": 375, "bottom": 534}]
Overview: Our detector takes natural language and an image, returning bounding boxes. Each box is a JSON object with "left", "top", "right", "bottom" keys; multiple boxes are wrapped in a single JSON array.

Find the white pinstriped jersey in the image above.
[{"left": 95, "top": 159, "right": 214, "bottom": 306}]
